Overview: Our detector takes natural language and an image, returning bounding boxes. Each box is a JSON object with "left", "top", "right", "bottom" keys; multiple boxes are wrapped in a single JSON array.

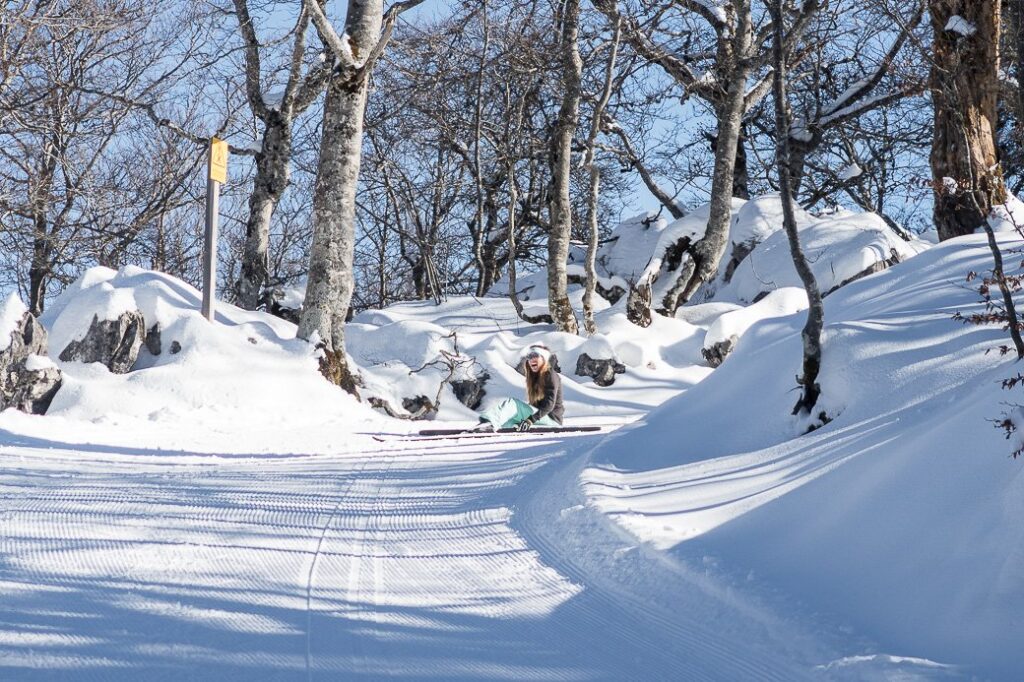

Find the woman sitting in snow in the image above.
[{"left": 472, "top": 344, "right": 564, "bottom": 432}]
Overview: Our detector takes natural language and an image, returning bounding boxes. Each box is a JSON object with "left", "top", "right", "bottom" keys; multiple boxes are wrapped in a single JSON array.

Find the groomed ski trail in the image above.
[{"left": 1, "top": 430, "right": 839, "bottom": 680}]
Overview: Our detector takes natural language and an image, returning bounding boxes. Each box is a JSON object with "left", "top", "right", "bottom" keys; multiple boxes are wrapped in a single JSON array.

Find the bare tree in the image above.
[
  {"left": 582, "top": 19, "right": 621, "bottom": 335},
  {"left": 769, "top": 0, "right": 825, "bottom": 417},
  {"left": 548, "top": 0, "right": 583, "bottom": 334},
  {"left": 231, "top": 0, "right": 333, "bottom": 310},
  {"left": 298, "top": 0, "right": 422, "bottom": 393},
  {"left": 593, "top": 0, "right": 777, "bottom": 325}
]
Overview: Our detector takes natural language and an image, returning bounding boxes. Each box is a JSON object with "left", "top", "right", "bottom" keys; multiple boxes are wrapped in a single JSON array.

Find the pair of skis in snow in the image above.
[{"left": 374, "top": 426, "right": 602, "bottom": 442}]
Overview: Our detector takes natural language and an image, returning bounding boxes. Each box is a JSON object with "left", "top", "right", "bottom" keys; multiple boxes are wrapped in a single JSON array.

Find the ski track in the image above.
[{"left": 1, "top": 433, "right": 837, "bottom": 680}]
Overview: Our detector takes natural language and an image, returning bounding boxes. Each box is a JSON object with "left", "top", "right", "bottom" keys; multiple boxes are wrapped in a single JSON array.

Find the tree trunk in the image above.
[
  {"left": 657, "top": 2, "right": 752, "bottom": 316},
  {"left": 930, "top": 0, "right": 1005, "bottom": 241},
  {"left": 298, "top": 0, "right": 385, "bottom": 396},
  {"left": 770, "top": 0, "right": 825, "bottom": 416},
  {"left": 732, "top": 127, "right": 751, "bottom": 200},
  {"left": 548, "top": 0, "right": 582, "bottom": 334},
  {"left": 472, "top": 0, "right": 491, "bottom": 297},
  {"left": 583, "top": 20, "right": 621, "bottom": 335},
  {"left": 237, "top": 113, "right": 293, "bottom": 309},
  {"left": 28, "top": 216, "right": 50, "bottom": 316}
]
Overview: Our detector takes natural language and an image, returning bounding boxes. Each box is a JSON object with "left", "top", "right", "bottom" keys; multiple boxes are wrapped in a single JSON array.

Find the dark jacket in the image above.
[{"left": 530, "top": 369, "right": 564, "bottom": 424}]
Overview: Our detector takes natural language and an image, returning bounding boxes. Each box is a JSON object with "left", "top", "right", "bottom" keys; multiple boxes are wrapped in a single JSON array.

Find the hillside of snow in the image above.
[
  {"left": 4, "top": 195, "right": 1021, "bottom": 679},
  {"left": 582, "top": 232, "right": 1024, "bottom": 678}
]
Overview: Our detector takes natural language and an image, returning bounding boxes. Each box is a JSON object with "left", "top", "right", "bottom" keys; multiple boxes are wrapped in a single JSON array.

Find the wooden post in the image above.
[{"left": 203, "top": 138, "right": 228, "bottom": 322}]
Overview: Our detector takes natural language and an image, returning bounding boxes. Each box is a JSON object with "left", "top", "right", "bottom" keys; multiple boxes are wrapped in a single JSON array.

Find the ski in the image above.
[
  {"left": 418, "top": 426, "right": 601, "bottom": 437},
  {"left": 372, "top": 426, "right": 602, "bottom": 442}
]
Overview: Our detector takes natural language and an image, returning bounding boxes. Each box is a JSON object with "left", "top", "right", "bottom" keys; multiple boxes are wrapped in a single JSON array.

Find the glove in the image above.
[{"left": 517, "top": 418, "right": 534, "bottom": 432}]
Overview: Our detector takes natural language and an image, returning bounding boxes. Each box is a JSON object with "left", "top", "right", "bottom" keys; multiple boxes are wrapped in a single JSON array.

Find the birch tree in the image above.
[
  {"left": 298, "top": 0, "right": 421, "bottom": 394},
  {"left": 548, "top": 0, "right": 583, "bottom": 334},
  {"left": 582, "top": 20, "right": 620, "bottom": 335},
  {"left": 593, "top": 0, "right": 766, "bottom": 325}
]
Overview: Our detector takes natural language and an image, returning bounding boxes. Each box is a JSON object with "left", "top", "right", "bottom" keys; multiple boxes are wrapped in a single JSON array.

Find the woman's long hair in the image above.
[{"left": 525, "top": 356, "right": 549, "bottom": 404}]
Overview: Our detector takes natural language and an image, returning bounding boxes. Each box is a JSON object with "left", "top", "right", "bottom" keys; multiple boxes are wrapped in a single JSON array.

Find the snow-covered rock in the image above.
[
  {"left": 716, "top": 208, "right": 924, "bottom": 304},
  {"left": 58, "top": 310, "right": 146, "bottom": 374},
  {"left": 719, "top": 194, "right": 815, "bottom": 286},
  {"left": 701, "top": 287, "right": 809, "bottom": 367},
  {"left": 1, "top": 295, "right": 62, "bottom": 414},
  {"left": 346, "top": 319, "right": 486, "bottom": 418}
]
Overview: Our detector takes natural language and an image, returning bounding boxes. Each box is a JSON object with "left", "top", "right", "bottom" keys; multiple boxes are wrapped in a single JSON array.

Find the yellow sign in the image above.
[{"left": 209, "top": 137, "right": 228, "bottom": 184}]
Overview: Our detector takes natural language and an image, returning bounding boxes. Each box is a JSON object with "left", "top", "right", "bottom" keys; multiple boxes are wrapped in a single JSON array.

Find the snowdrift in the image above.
[
  {"left": 0, "top": 266, "right": 384, "bottom": 453},
  {"left": 582, "top": 233, "right": 1024, "bottom": 677}
]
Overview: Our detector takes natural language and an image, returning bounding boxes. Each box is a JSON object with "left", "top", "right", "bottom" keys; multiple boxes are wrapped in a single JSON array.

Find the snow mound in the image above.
[
  {"left": 703, "top": 287, "right": 808, "bottom": 354},
  {"left": 17, "top": 266, "right": 384, "bottom": 453},
  {"left": 716, "top": 208, "right": 925, "bottom": 304},
  {"left": 988, "top": 194, "right": 1024, "bottom": 233},
  {"left": 583, "top": 233, "right": 1024, "bottom": 678},
  {"left": 727, "top": 193, "right": 814, "bottom": 255}
]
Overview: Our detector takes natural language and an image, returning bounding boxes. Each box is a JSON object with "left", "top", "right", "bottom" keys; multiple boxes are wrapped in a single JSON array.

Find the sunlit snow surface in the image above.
[
  {"left": 583, "top": 233, "right": 1024, "bottom": 679},
  {"left": 2, "top": 197, "right": 1020, "bottom": 679}
]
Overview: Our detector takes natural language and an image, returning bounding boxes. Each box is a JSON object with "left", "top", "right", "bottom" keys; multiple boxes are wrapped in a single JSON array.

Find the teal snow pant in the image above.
[{"left": 478, "top": 397, "right": 560, "bottom": 429}]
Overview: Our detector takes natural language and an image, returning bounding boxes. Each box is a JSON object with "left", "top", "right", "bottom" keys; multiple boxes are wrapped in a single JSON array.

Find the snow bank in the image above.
[
  {"left": 716, "top": 208, "right": 925, "bottom": 304},
  {"left": 583, "top": 234, "right": 1023, "bottom": 677},
  {"left": 13, "top": 266, "right": 384, "bottom": 453},
  {"left": 725, "top": 193, "right": 814, "bottom": 258},
  {"left": 703, "top": 287, "right": 808, "bottom": 354},
  {"left": 348, "top": 292, "right": 711, "bottom": 423},
  {"left": 988, "top": 194, "right": 1024, "bottom": 233}
]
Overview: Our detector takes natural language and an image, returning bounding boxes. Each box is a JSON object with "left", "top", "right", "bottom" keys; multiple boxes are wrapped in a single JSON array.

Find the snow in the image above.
[
  {"left": 827, "top": 78, "right": 871, "bottom": 114},
  {"left": 1, "top": 292, "right": 28, "bottom": 352},
  {"left": 583, "top": 232, "right": 1024, "bottom": 678},
  {"left": 703, "top": 286, "right": 808, "bottom": 354},
  {"left": 988, "top": 194, "right": 1024, "bottom": 233},
  {"left": 716, "top": 207, "right": 926, "bottom": 304},
  {"left": 263, "top": 88, "right": 286, "bottom": 110},
  {"left": 944, "top": 15, "right": 977, "bottom": 37},
  {"left": 694, "top": 0, "right": 728, "bottom": 24},
  {"left": 838, "top": 162, "right": 863, "bottom": 181},
  {"left": 32, "top": 266, "right": 385, "bottom": 453},
  {"left": 4, "top": 193, "right": 1021, "bottom": 679},
  {"left": 23, "top": 354, "right": 56, "bottom": 371}
]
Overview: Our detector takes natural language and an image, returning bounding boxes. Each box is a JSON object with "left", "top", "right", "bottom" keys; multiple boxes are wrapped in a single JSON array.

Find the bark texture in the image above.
[
  {"left": 770, "top": 0, "right": 825, "bottom": 416},
  {"left": 233, "top": 1, "right": 330, "bottom": 310},
  {"left": 237, "top": 113, "right": 293, "bottom": 309},
  {"left": 930, "top": 0, "right": 1005, "bottom": 241},
  {"left": 547, "top": 0, "right": 582, "bottom": 335},
  {"left": 299, "top": 0, "right": 392, "bottom": 395},
  {"left": 582, "top": 20, "right": 620, "bottom": 335}
]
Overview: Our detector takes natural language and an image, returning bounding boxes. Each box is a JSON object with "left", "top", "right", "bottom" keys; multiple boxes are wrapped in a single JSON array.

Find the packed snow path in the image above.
[{"left": 1, "top": 430, "right": 838, "bottom": 680}]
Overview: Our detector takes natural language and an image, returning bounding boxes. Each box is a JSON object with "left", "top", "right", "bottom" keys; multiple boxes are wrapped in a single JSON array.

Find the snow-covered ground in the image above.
[{"left": 2, "top": 197, "right": 1021, "bottom": 679}]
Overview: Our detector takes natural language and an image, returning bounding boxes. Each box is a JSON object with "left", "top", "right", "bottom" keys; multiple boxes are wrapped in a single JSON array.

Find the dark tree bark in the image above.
[
  {"left": 233, "top": 1, "right": 332, "bottom": 310},
  {"left": 770, "top": 0, "right": 825, "bottom": 416},
  {"left": 930, "top": 0, "right": 1005, "bottom": 241}
]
